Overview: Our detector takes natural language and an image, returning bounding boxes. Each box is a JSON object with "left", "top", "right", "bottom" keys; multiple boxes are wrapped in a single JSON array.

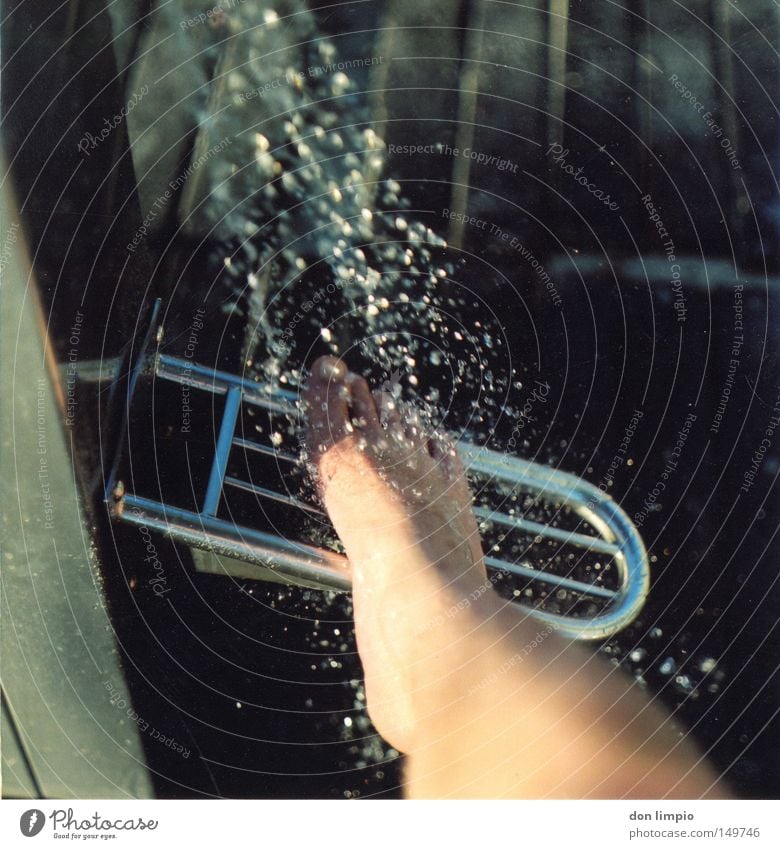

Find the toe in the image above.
[
  {"left": 304, "top": 356, "right": 351, "bottom": 455},
  {"left": 427, "top": 432, "right": 448, "bottom": 462},
  {"left": 434, "top": 437, "right": 486, "bottom": 570},
  {"left": 402, "top": 406, "right": 427, "bottom": 445},
  {"left": 374, "top": 390, "right": 402, "bottom": 432},
  {"left": 347, "top": 373, "right": 381, "bottom": 436},
  {"left": 434, "top": 433, "right": 466, "bottom": 482}
]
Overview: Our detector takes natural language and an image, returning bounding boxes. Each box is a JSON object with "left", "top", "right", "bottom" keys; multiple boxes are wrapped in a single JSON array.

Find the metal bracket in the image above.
[{"left": 104, "top": 304, "right": 650, "bottom": 641}]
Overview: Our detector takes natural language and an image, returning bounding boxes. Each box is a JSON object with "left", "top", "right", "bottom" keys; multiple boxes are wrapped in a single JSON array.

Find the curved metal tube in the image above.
[
  {"left": 108, "top": 349, "right": 651, "bottom": 641},
  {"left": 457, "top": 443, "right": 650, "bottom": 640}
]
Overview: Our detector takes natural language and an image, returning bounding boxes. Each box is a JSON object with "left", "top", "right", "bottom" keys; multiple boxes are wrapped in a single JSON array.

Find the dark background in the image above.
[{"left": 2, "top": 0, "right": 778, "bottom": 798}]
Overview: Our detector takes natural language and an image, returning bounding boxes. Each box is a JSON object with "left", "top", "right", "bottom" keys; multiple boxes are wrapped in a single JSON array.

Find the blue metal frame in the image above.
[
  {"left": 202, "top": 386, "right": 242, "bottom": 516},
  {"left": 105, "top": 312, "right": 650, "bottom": 640}
]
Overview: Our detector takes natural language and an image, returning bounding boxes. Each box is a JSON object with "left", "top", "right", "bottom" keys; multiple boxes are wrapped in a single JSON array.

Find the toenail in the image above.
[{"left": 316, "top": 358, "right": 346, "bottom": 380}]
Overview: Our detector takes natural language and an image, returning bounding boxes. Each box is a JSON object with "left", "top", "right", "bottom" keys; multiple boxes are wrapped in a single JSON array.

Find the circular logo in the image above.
[{"left": 19, "top": 810, "right": 45, "bottom": 837}]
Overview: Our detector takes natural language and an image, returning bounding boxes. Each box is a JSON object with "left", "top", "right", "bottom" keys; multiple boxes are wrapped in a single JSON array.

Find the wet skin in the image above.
[{"left": 304, "top": 356, "right": 730, "bottom": 799}]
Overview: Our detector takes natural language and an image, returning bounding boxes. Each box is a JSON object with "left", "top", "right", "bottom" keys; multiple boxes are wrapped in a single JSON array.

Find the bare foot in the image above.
[
  {"left": 304, "top": 356, "right": 487, "bottom": 749},
  {"left": 303, "top": 357, "right": 730, "bottom": 799}
]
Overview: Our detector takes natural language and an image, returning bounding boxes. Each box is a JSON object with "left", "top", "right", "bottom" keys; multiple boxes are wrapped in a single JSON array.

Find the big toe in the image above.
[{"left": 304, "top": 356, "right": 351, "bottom": 457}]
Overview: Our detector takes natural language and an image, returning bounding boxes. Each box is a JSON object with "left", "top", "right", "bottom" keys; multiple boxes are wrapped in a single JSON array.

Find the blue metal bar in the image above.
[
  {"left": 104, "top": 299, "right": 163, "bottom": 503},
  {"left": 119, "top": 493, "right": 351, "bottom": 591},
  {"left": 223, "top": 475, "right": 325, "bottom": 515},
  {"left": 202, "top": 386, "right": 242, "bottom": 516},
  {"left": 231, "top": 436, "right": 298, "bottom": 464},
  {"left": 473, "top": 506, "right": 620, "bottom": 556},
  {"left": 484, "top": 556, "right": 616, "bottom": 599},
  {"left": 157, "top": 354, "right": 298, "bottom": 411}
]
